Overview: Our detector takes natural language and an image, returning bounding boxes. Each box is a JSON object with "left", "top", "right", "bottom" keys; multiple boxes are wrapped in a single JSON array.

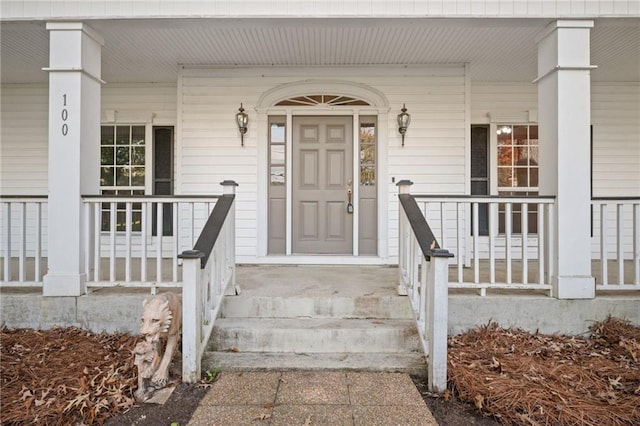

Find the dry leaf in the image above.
[
  {"left": 254, "top": 413, "right": 271, "bottom": 421},
  {"left": 303, "top": 415, "right": 312, "bottom": 425},
  {"left": 263, "top": 402, "right": 274, "bottom": 409},
  {"left": 474, "top": 394, "right": 484, "bottom": 410}
]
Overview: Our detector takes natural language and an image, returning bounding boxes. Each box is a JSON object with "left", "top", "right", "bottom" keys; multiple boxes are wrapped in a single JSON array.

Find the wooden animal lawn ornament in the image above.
[{"left": 134, "top": 291, "right": 182, "bottom": 402}]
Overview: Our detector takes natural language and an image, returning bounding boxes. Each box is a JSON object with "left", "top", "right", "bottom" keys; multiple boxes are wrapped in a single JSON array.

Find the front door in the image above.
[{"left": 292, "top": 116, "right": 353, "bottom": 254}]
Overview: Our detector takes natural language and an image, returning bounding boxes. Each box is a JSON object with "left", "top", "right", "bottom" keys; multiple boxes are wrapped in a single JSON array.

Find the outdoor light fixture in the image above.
[
  {"left": 496, "top": 125, "right": 512, "bottom": 135},
  {"left": 397, "top": 103, "right": 411, "bottom": 147},
  {"left": 235, "top": 103, "right": 249, "bottom": 146}
]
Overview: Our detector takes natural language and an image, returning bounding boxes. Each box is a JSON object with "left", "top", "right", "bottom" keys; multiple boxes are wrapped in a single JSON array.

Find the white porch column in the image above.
[
  {"left": 43, "top": 23, "right": 103, "bottom": 296},
  {"left": 536, "top": 20, "right": 596, "bottom": 299}
]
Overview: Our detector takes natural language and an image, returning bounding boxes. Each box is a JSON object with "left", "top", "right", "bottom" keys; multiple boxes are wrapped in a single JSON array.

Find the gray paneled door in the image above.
[{"left": 293, "top": 116, "right": 353, "bottom": 254}]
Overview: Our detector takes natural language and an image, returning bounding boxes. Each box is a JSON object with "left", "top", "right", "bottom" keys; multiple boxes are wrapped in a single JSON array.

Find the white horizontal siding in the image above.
[
  {"left": 178, "top": 66, "right": 467, "bottom": 259},
  {"left": 0, "top": 84, "right": 49, "bottom": 195},
  {"left": 591, "top": 83, "right": 640, "bottom": 198},
  {"left": 471, "top": 82, "right": 538, "bottom": 124},
  {"left": 3, "top": 0, "right": 637, "bottom": 19},
  {"left": 101, "top": 83, "right": 177, "bottom": 125}
]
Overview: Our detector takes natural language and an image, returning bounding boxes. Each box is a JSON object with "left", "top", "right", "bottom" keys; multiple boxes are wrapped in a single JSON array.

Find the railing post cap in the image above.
[
  {"left": 220, "top": 180, "right": 238, "bottom": 195},
  {"left": 178, "top": 249, "right": 205, "bottom": 259},
  {"left": 396, "top": 180, "right": 413, "bottom": 187},
  {"left": 430, "top": 248, "right": 454, "bottom": 258}
]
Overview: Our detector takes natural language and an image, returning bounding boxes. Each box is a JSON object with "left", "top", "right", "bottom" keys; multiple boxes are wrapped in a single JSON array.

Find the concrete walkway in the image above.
[{"left": 188, "top": 371, "right": 438, "bottom": 426}]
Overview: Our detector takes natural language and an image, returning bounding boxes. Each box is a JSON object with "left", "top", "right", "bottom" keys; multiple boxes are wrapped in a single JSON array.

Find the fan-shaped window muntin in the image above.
[{"left": 275, "top": 94, "right": 370, "bottom": 107}]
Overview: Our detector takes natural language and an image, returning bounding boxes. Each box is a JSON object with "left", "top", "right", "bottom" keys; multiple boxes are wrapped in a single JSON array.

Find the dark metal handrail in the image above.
[
  {"left": 179, "top": 194, "right": 235, "bottom": 268},
  {"left": 398, "top": 193, "right": 453, "bottom": 260}
]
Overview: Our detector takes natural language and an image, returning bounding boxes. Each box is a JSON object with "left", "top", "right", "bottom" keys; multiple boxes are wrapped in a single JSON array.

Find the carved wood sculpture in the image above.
[
  {"left": 133, "top": 340, "right": 161, "bottom": 402},
  {"left": 134, "top": 291, "right": 182, "bottom": 401}
]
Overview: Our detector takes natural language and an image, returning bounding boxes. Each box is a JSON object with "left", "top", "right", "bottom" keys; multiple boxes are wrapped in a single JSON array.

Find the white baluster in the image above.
[
  {"left": 173, "top": 202, "right": 179, "bottom": 282},
  {"left": 472, "top": 202, "right": 479, "bottom": 284},
  {"left": 522, "top": 203, "right": 528, "bottom": 285},
  {"left": 634, "top": 203, "right": 640, "bottom": 285},
  {"left": 617, "top": 204, "right": 624, "bottom": 285},
  {"left": 3, "top": 202, "right": 11, "bottom": 281},
  {"left": 36, "top": 202, "right": 42, "bottom": 282},
  {"left": 600, "top": 204, "right": 608, "bottom": 285},
  {"left": 125, "top": 202, "right": 132, "bottom": 282},
  {"left": 109, "top": 202, "right": 116, "bottom": 282},
  {"left": 537, "top": 203, "right": 545, "bottom": 285},
  {"left": 506, "top": 202, "right": 513, "bottom": 284},
  {"left": 488, "top": 202, "right": 495, "bottom": 284},
  {"left": 19, "top": 203, "right": 26, "bottom": 282}
]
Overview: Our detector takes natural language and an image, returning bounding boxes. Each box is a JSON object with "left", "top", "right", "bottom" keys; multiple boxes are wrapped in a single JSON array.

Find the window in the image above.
[
  {"left": 359, "top": 117, "right": 378, "bottom": 255},
  {"left": 496, "top": 124, "right": 539, "bottom": 233},
  {"left": 268, "top": 116, "right": 286, "bottom": 254},
  {"left": 359, "top": 121, "right": 376, "bottom": 186},
  {"left": 269, "top": 121, "right": 286, "bottom": 186},
  {"left": 100, "top": 125, "right": 145, "bottom": 231}
]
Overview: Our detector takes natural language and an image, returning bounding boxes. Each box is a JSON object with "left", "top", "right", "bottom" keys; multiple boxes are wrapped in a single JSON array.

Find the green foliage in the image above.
[{"left": 204, "top": 367, "right": 220, "bottom": 383}]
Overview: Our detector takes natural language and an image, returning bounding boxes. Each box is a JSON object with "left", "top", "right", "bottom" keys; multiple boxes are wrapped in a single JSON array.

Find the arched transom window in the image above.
[{"left": 275, "top": 94, "right": 370, "bottom": 107}]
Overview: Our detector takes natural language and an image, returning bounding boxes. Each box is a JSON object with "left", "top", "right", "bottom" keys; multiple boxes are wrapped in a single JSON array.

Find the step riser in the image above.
[
  {"left": 209, "top": 325, "right": 420, "bottom": 353},
  {"left": 221, "top": 296, "right": 413, "bottom": 319},
  {"left": 201, "top": 352, "right": 428, "bottom": 377}
]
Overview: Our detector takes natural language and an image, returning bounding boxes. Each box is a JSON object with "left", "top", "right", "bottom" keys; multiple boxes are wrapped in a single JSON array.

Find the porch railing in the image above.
[
  {"left": 179, "top": 181, "right": 238, "bottom": 383},
  {"left": 591, "top": 197, "right": 640, "bottom": 290},
  {"left": 82, "top": 194, "right": 220, "bottom": 293},
  {"left": 413, "top": 194, "right": 556, "bottom": 296},
  {"left": 397, "top": 181, "right": 452, "bottom": 393},
  {"left": 0, "top": 196, "right": 48, "bottom": 286}
]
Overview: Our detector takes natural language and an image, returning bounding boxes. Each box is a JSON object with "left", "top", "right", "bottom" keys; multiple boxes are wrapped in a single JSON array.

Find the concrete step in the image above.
[
  {"left": 221, "top": 294, "right": 413, "bottom": 319},
  {"left": 201, "top": 352, "right": 428, "bottom": 377},
  {"left": 208, "top": 318, "right": 421, "bottom": 353}
]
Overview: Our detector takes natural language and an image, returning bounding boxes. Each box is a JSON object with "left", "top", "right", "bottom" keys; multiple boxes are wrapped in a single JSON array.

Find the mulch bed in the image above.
[
  {"left": 1, "top": 317, "right": 638, "bottom": 425},
  {"left": 1, "top": 327, "right": 139, "bottom": 425},
  {"left": 448, "top": 317, "right": 640, "bottom": 425}
]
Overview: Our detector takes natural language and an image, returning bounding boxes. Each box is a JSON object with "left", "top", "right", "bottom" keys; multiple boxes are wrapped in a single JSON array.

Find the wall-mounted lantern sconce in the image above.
[
  {"left": 397, "top": 103, "right": 411, "bottom": 147},
  {"left": 235, "top": 103, "right": 249, "bottom": 146}
]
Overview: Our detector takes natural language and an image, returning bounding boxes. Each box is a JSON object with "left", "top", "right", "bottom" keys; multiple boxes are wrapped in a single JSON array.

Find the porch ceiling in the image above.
[{"left": 1, "top": 17, "right": 638, "bottom": 84}]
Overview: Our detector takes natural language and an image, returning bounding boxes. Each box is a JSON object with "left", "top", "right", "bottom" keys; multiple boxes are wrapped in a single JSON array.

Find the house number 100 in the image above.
[{"left": 61, "top": 94, "right": 69, "bottom": 136}]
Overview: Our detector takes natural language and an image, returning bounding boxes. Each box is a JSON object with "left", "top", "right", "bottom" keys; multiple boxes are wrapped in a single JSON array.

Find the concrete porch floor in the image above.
[
  {"left": 1, "top": 264, "right": 638, "bottom": 335},
  {"left": 235, "top": 264, "right": 399, "bottom": 297},
  {"left": 1, "top": 257, "right": 637, "bottom": 287}
]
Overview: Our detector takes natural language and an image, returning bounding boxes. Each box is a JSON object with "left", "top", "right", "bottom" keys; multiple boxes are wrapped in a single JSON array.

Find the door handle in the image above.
[{"left": 347, "top": 188, "right": 354, "bottom": 214}]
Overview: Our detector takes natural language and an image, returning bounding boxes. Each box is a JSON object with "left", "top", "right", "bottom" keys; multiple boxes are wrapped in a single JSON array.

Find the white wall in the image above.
[
  {"left": 3, "top": 0, "right": 637, "bottom": 19},
  {"left": 178, "top": 66, "right": 467, "bottom": 261},
  {"left": 1, "top": 84, "right": 49, "bottom": 195},
  {"left": 471, "top": 81, "right": 640, "bottom": 259},
  {"left": 0, "top": 83, "right": 177, "bottom": 257},
  {"left": 101, "top": 83, "right": 177, "bottom": 126},
  {"left": 591, "top": 83, "right": 640, "bottom": 197},
  {"left": 2, "top": 78, "right": 636, "bottom": 263}
]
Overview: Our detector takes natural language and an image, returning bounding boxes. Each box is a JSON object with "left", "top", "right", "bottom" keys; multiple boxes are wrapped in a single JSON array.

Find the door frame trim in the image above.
[{"left": 257, "top": 81, "right": 390, "bottom": 262}]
